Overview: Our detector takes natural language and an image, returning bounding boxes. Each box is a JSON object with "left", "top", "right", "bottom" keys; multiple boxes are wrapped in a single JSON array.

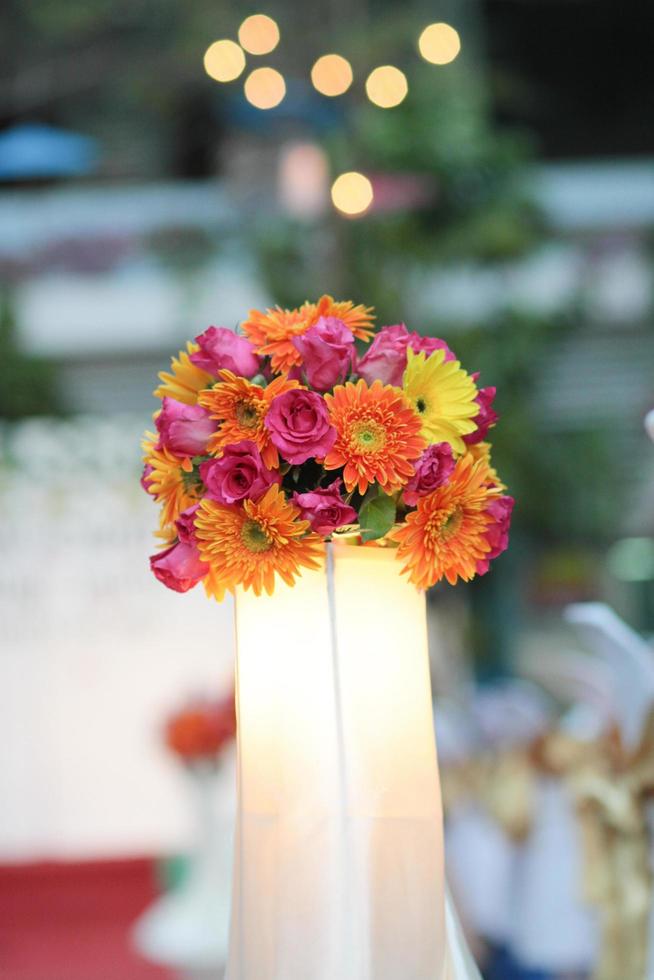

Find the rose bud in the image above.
[
  {"left": 190, "top": 326, "right": 260, "bottom": 378},
  {"left": 156, "top": 397, "right": 215, "bottom": 457}
]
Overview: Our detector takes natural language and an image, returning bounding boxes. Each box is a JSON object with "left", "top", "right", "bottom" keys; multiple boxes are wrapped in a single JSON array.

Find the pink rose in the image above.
[
  {"left": 156, "top": 397, "right": 215, "bottom": 456},
  {"left": 292, "top": 316, "right": 355, "bottom": 391},
  {"left": 357, "top": 324, "right": 456, "bottom": 386},
  {"left": 150, "top": 542, "right": 207, "bottom": 592},
  {"left": 402, "top": 443, "right": 455, "bottom": 507},
  {"left": 476, "top": 495, "right": 514, "bottom": 574},
  {"left": 464, "top": 385, "right": 498, "bottom": 446},
  {"left": 200, "top": 441, "right": 279, "bottom": 504},
  {"left": 356, "top": 324, "right": 410, "bottom": 386},
  {"left": 265, "top": 389, "right": 336, "bottom": 464},
  {"left": 407, "top": 332, "right": 456, "bottom": 363},
  {"left": 190, "top": 326, "right": 259, "bottom": 378},
  {"left": 292, "top": 479, "right": 358, "bottom": 535},
  {"left": 150, "top": 505, "right": 207, "bottom": 593},
  {"left": 176, "top": 504, "right": 200, "bottom": 543}
]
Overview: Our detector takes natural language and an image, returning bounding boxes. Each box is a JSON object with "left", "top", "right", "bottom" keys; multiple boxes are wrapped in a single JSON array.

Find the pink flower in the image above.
[
  {"left": 407, "top": 332, "right": 456, "bottom": 363},
  {"left": 357, "top": 324, "right": 410, "bottom": 386},
  {"left": 476, "top": 495, "right": 514, "bottom": 574},
  {"left": 150, "top": 505, "right": 207, "bottom": 593},
  {"left": 292, "top": 479, "right": 358, "bottom": 535},
  {"left": 199, "top": 441, "right": 279, "bottom": 504},
  {"left": 403, "top": 443, "right": 455, "bottom": 507},
  {"left": 464, "top": 385, "right": 498, "bottom": 446},
  {"left": 265, "top": 389, "right": 336, "bottom": 464},
  {"left": 190, "top": 326, "right": 259, "bottom": 378},
  {"left": 357, "top": 324, "right": 456, "bottom": 386},
  {"left": 141, "top": 463, "right": 154, "bottom": 493},
  {"left": 176, "top": 504, "right": 200, "bottom": 543},
  {"left": 292, "top": 316, "right": 355, "bottom": 391},
  {"left": 156, "top": 397, "right": 215, "bottom": 456},
  {"left": 150, "top": 542, "right": 206, "bottom": 592}
]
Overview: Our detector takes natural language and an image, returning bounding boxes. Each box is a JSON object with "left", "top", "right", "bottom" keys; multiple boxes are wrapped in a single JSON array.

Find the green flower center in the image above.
[
  {"left": 352, "top": 420, "right": 386, "bottom": 454},
  {"left": 236, "top": 400, "right": 259, "bottom": 428},
  {"left": 439, "top": 506, "right": 463, "bottom": 541},
  {"left": 416, "top": 397, "right": 427, "bottom": 414},
  {"left": 241, "top": 519, "right": 272, "bottom": 553}
]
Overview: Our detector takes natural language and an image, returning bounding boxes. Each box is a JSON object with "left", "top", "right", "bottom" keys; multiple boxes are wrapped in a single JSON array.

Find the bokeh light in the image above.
[
  {"left": 365, "top": 66, "right": 408, "bottom": 109},
  {"left": 311, "top": 54, "right": 353, "bottom": 97},
  {"left": 331, "top": 171, "right": 374, "bottom": 217},
  {"left": 238, "top": 14, "right": 280, "bottom": 55},
  {"left": 203, "top": 39, "right": 246, "bottom": 82},
  {"left": 244, "top": 67, "right": 286, "bottom": 110},
  {"left": 418, "top": 22, "right": 461, "bottom": 65}
]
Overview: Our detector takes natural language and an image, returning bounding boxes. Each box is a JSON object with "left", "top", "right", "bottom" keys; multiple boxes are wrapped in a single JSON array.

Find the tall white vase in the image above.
[{"left": 228, "top": 542, "right": 480, "bottom": 980}]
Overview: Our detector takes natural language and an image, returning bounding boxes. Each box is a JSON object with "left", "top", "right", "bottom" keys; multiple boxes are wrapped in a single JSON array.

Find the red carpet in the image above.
[{"left": 0, "top": 858, "right": 173, "bottom": 980}]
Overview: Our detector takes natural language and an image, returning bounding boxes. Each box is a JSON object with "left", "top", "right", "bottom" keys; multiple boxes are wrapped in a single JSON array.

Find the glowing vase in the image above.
[{"left": 227, "top": 542, "right": 480, "bottom": 980}]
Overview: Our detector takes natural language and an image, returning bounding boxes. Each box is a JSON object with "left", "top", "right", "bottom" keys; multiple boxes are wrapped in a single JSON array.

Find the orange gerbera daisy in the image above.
[
  {"left": 323, "top": 379, "right": 426, "bottom": 495},
  {"left": 390, "top": 454, "right": 502, "bottom": 589},
  {"left": 194, "top": 484, "right": 323, "bottom": 597},
  {"left": 142, "top": 434, "right": 202, "bottom": 529},
  {"left": 241, "top": 294, "right": 375, "bottom": 374},
  {"left": 198, "top": 371, "right": 300, "bottom": 468},
  {"left": 154, "top": 342, "right": 212, "bottom": 405}
]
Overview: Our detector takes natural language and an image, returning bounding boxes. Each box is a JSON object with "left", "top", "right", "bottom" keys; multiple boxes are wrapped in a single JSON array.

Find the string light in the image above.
[
  {"left": 203, "top": 39, "right": 246, "bottom": 82},
  {"left": 365, "top": 66, "right": 408, "bottom": 109},
  {"left": 331, "top": 172, "right": 373, "bottom": 217},
  {"left": 238, "top": 14, "right": 280, "bottom": 55},
  {"left": 418, "top": 22, "right": 461, "bottom": 65},
  {"left": 311, "top": 54, "right": 353, "bottom": 97},
  {"left": 244, "top": 67, "right": 286, "bottom": 109}
]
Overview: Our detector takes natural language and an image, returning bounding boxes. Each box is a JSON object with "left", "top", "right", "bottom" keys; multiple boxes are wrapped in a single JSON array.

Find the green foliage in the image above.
[{"left": 359, "top": 487, "right": 396, "bottom": 542}]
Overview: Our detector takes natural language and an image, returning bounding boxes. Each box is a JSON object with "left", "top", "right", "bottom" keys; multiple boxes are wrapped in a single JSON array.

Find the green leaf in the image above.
[{"left": 359, "top": 489, "right": 396, "bottom": 543}]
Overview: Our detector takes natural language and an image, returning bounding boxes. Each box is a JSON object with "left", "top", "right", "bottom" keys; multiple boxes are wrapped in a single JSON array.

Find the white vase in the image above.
[
  {"left": 227, "top": 542, "right": 480, "bottom": 980},
  {"left": 133, "top": 758, "right": 235, "bottom": 974}
]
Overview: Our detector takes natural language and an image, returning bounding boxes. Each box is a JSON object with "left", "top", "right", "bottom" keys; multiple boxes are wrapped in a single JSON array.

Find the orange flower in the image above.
[
  {"left": 390, "top": 454, "right": 502, "bottom": 589},
  {"left": 142, "top": 434, "right": 201, "bottom": 529},
  {"left": 154, "top": 342, "right": 212, "bottom": 405},
  {"left": 198, "top": 371, "right": 299, "bottom": 468},
  {"left": 242, "top": 294, "right": 375, "bottom": 374},
  {"left": 467, "top": 441, "right": 505, "bottom": 490},
  {"left": 323, "top": 379, "right": 426, "bottom": 495},
  {"left": 194, "top": 484, "right": 323, "bottom": 597}
]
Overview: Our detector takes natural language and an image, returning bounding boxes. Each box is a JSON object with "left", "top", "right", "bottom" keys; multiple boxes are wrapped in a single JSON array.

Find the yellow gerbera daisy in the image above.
[
  {"left": 142, "top": 433, "right": 201, "bottom": 529},
  {"left": 154, "top": 342, "right": 212, "bottom": 405},
  {"left": 194, "top": 484, "right": 323, "bottom": 597},
  {"left": 390, "top": 453, "right": 502, "bottom": 589},
  {"left": 402, "top": 348, "right": 479, "bottom": 454}
]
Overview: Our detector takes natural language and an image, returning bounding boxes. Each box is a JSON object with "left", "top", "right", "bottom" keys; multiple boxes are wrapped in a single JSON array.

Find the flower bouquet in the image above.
[{"left": 142, "top": 295, "right": 513, "bottom": 597}]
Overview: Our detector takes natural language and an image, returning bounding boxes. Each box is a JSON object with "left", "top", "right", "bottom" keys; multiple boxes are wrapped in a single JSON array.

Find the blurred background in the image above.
[{"left": 1, "top": 1, "right": 654, "bottom": 978}]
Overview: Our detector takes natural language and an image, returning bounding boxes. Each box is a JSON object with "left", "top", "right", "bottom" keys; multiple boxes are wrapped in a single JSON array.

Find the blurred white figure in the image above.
[
  {"left": 565, "top": 603, "right": 654, "bottom": 980},
  {"left": 438, "top": 683, "right": 551, "bottom": 953},
  {"left": 509, "top": 643, "right": 619, "bottom": 973},
  {"left": 133, "top": 754, "right": 236, "bottom": 977}
]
